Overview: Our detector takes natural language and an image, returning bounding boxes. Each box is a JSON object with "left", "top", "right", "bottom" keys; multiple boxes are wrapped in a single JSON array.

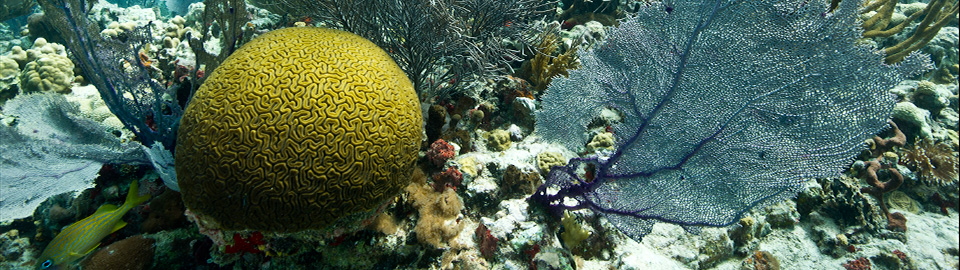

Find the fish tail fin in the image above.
[{"left": 123, "top": 180, "right": 152, "bottom": 210}]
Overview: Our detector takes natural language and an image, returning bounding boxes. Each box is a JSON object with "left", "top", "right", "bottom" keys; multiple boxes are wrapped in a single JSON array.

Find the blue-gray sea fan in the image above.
[
  {"left": 0, "top": 94, "right": 148, "bottom": 222},
  {"left": 533, "top": 0, "right": 931, "bottom": 241}
]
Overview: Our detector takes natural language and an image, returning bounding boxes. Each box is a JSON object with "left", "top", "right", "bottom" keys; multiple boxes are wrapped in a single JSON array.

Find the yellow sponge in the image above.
[{"left": 175, "top": 27, "right": 422, "bottom": 232}]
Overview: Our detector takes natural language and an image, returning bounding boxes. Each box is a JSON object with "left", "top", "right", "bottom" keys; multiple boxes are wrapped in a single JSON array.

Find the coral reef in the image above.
[
  {"left": 261, "top": 0, "right": 553, "bottom": 98},
  {"left": 558, "top": 0, "right": 621, "bottom": 27},
  {"left": 842, "top": 257, "right": 872, "bottom": 270},
  {"left": 0, "top": 94, "right": 147, "bottom": 222},
  {"left": 1, "top": 1, "right": 958, "bottom": 269},
  {"left": 474, "top": 223, "right": 498, "bottom": 260},
  {"left": 0, "top": 230, "right": 33, "bottom": 266},
  {"left": 521, "top": 22, "right": 580, "bottom": 92},
  {"left": 0, "top": 0, "right": 35, "bottom": 22},
  {"left": 431, "top": 167, "right": 464, "bottom": 192},
  {"left": 860, "top": 0, "right": 959, "bottom": 64},
  {"left": 1, "top": 38, "right": 74, "bottom": 95},
  {"left": 175, "top": 27, "right": 422, "bottom": 232},
  {"left": 425, "top": 104, "right": 447, "bottom": 146},
  {"left": 38, "top": 0, "right": 186, "bottom": 151},
  {"left": 500, "top": 165, "right": 542, "bottom": 197},
  {"left": 559, "top": 211, "right": 591, "bottom": 251},
  {"left": 886, "top": 191, "right": 921, "bottom": 214},
  {"left": 584, "top": 132, "right": 615, "bottom": 153},
  {"left": 19, "top": 51, "right": 73, "bottom": 94},
  {"left": 861, "top": 160, "right": 908, "bottom": 231},
  {"left": 534, "top": 0, "right": 930, "bottom": 242}
]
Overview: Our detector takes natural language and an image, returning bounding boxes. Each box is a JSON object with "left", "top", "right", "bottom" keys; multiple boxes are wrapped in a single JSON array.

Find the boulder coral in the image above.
[
  {"left": 0, "top": 56, "right": 19, "bottom": 102},
  {"left": 11, "top": 38, "right": 74, "bottom": 94},
  {"left": 20, "top": 54, "right": 74, "bottom": 94},
  {"left": 175, "top": 27, "right": 422, "bottom": 233}
]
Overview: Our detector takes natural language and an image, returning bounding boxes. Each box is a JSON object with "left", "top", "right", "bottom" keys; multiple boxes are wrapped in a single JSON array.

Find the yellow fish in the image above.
[{"left": 36, "top": 180, "right": 151, "bottom": 269}]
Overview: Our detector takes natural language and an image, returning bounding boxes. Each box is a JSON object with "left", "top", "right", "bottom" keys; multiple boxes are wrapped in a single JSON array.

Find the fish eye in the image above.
[{"left": 41, "top": 260, "right": 53, "bottom": 268}]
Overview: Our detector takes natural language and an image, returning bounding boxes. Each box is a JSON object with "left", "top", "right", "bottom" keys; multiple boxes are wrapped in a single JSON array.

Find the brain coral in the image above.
[{"left": 175, "top": 27, "right": 422, "bottom": 232}]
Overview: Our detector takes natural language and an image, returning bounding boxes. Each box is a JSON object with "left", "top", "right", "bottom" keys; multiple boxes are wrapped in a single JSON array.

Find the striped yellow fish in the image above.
[{"left": 36, "top": 180, "right": 151, "bottom": 270}]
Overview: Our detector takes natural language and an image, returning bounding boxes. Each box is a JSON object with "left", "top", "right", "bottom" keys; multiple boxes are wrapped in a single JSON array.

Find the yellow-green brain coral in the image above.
[{"left": 175, "top": 27, "right": 422, "bottom": 232}]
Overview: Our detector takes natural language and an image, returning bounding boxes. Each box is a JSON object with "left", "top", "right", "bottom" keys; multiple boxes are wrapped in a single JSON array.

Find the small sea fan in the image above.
[{"left": 900, "top": 138, "right": 959, "bottom": 186}]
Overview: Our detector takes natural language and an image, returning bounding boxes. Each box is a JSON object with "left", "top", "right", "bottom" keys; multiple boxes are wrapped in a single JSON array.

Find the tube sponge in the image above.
[{"left": 175, "top": 27, "right": 422, "bottom": 232}]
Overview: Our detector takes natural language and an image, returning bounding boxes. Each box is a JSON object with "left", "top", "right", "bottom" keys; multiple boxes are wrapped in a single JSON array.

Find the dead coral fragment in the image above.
[{"left": 900, "top": 138, "right": 959, "bottom": 186}]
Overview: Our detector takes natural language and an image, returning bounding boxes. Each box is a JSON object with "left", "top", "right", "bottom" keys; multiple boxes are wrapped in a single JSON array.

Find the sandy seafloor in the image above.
[{"left": 1, "top": 0, "right": 959, "bottom": 269}]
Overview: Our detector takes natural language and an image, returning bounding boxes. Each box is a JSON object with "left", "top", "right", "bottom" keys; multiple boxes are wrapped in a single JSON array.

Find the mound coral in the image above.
[
  {"left": 0, "top": 56, "right": 18, "bottom": 102},
  {"left": 176, "top": 27, "right": 422, "bottom": 232},
  {"left": 81, "top": 235, "right": 155, "bottom": 270},
  {"left": 13, "top": 38, "right": 75, "bottom": 94}
]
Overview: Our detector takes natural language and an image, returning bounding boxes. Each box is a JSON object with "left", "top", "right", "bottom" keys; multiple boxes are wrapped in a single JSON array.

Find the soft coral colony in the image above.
[{"left": 0, "top": 0, "right": 958, "bottom": 269}]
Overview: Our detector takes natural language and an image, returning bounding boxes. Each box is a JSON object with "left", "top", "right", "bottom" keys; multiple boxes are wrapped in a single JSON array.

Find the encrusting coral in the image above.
[{"left": 175, "top": 26, "right": 422, "bottom": 233}]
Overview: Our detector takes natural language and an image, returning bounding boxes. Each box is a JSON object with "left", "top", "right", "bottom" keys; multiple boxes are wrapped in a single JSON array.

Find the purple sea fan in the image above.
[{"left": 532, "top": 0, "right": 931, "bottom": 241}]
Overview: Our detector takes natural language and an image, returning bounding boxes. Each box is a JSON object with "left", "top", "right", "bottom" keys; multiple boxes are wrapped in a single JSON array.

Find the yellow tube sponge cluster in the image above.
[{"left": 175, "top": 27, "right": 422, "bottom": 232}]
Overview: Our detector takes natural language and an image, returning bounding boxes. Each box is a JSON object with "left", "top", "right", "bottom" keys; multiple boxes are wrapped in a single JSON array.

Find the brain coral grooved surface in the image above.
[{"left": 175, "top": 27, "right": 422, "bottom": 232}]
